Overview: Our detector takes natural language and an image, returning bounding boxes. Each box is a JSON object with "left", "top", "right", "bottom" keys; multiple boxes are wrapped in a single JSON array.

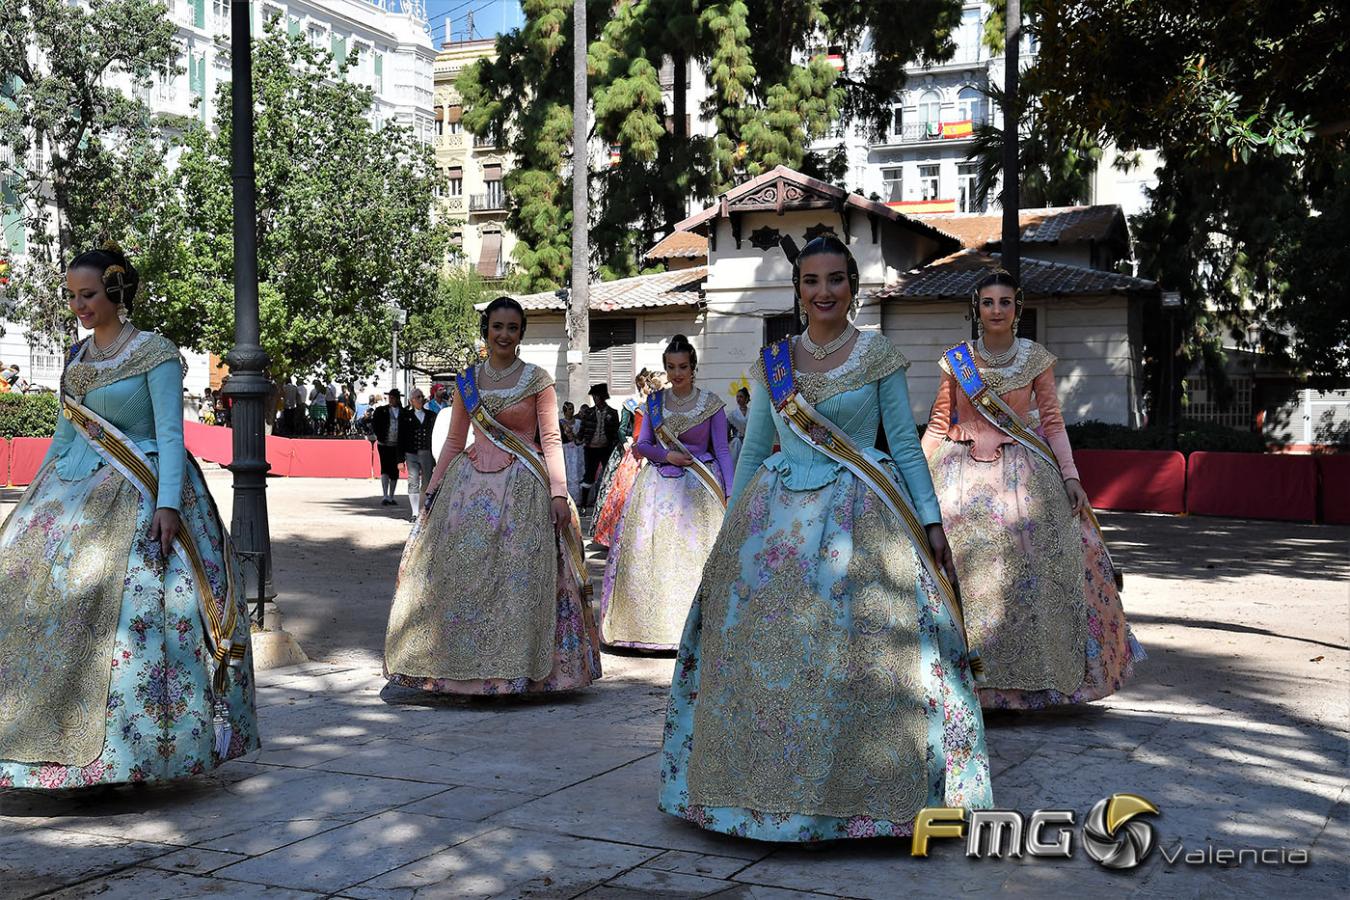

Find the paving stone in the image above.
[
  {"left": 44, "top": 867, "right": 326, "bottom": 898},
  {"left": 140, "top": 846, "right": 249, "bottom": 875},
  {"left": 643, "top": 849, "right": 752, "bottom": 880},
  {"left": 213, "top": 810, "right": 484, "bottom": 894},
  {"left": 601, "top": 866, "right": 738, "bottom": 897},
  {"left": 0, "top": 829, "right": 175, "bottom": 899},
  {"left": 345, "top": 825, "right": 660, "bottom": 899},
  {"left": 395, "top": 785, "right": 539, "bottom": 822}
]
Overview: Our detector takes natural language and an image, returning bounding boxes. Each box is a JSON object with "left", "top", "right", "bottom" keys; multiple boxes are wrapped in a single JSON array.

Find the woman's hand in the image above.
[
  {"left": 666, "top": 450, "right": 694, "bottom": 468},
  {"left": 926, "top": 523, "right": 960, "bottom": 587},
  {"left": 1064, "top": 478, "right": 1089, "bottom": 516},
  {"left": 150, "top": 508, "right": 181, "bottom": 559},
  {"left": 550, "top": 496, "right": 572, "bottom": 528}
]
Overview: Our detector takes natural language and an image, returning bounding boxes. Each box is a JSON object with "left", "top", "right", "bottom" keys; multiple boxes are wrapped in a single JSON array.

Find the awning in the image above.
[{"left": 477, "top": 231, "right": 502, "bottom": 277}]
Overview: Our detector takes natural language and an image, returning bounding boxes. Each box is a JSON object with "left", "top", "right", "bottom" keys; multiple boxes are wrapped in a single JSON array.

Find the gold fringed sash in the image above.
[
  {"left": 941, "top": 342, "right": 1123, "bottom": 589},
  {"left": 61, "top": 396, "right": 244, "bottom": 692},
  {"left": 647, "top": 390, "right": 726, "bottom": 508}
]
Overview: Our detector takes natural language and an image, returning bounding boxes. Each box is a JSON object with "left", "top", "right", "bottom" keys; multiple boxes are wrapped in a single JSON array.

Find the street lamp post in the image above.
[
  {"left": 224, "top": 0, "right": 274, "bottom": 600},
  {"left": 1161, "top": 290, "right": 1183, "bottom": 451},
  {"left": 391, "top": 307, "right": 406, "bottom": 393}
]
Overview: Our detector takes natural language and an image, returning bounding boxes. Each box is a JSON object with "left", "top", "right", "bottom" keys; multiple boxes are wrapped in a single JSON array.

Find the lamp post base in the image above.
[{"left": 250, "top": 609, "right": 310, "bottom": 670}]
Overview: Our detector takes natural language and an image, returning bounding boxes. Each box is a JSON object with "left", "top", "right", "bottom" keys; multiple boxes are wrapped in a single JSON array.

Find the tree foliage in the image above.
[
  {"left": 459, "top": 0, "right": 962, "bottom": 290},
  {"left": 1023, "top": 0, "right": 1348, "bottom": 388},
  {"left": 398, "top": 267, "right": 490, "bottom": 377},
  {"left": 147, "top": 25, "right": 446, "bottom": 383},
  {"left": 0, "top": 0, "right": 179, "bottom": 346}
]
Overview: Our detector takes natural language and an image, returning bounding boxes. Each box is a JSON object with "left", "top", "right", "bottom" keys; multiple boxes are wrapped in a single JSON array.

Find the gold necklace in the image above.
[
  {"left": 483, "top": 356, "right": 523, "bottom": 382},
  {"left": 666, "top": 386, "right": 699, "bottom": 411},
  {"left": 800, "top": 324, "right": 855, "bottom": 361}
]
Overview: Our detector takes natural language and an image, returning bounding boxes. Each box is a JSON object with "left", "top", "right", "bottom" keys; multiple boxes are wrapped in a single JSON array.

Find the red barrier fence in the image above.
[
  {"left": 1186, "top": 451, "right": 1318, "bottom": 522},
  {"left": 183, "top": 420, "right": 233, "bottom": 466},
  {"left": 1076, "top": 449, "right": 1187, "bottom": 514},
  {"left": 8, "top": 437, "right": 52, "bottom": 486},
  {"left": 0, "top": 439, "right": 7, "bottom": 487},
  {"left": 1317, "top": 455, "right": 1350, "bottom": 526}
]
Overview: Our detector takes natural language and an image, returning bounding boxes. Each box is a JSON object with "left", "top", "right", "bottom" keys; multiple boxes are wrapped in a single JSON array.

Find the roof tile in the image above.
[
  {"left": 509, "top": 266, "right": 707, "bottom": 312},
  {"left": 873, "top": 250, "right": 1156, "bottom": 301}
]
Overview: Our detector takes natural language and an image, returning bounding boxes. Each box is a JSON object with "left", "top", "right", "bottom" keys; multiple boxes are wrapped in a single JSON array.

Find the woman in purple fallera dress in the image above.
[{"left": 599, "top": 335, "right": 735, "bottom": 650}]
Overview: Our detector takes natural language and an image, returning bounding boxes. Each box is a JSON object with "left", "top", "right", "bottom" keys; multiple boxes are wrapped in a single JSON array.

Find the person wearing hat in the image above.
[
  {"left": 373, "top": 389, "right": 404, "bottom": 506},
  {"left": 576, "top": 382, "right": 619, "bottom": 511},
  {"left": 426, "top": 383, "right": 445, "bottom": 414}
]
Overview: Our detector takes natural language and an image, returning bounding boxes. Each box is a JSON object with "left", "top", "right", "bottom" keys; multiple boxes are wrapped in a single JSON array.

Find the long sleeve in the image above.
[
  {"left": 1032, "top": 366, "right": 1079, "bottom": 481},
  {"left": 633, "top": 406, "right": 669, "bottom": 465},
  {"left": 426, "top": 393, "right": 471, "bottom": 494},
  {"left": 879, "top": 366, "right": 942, "bottom": 526},
  {"left": 147, "top": 359, "right": 186, "bottom": 512},
  {"left": 728, "top": 380, "right": 776, "bottom": 507},
  {"left": 534, "top": 384, "right": 569, "bottom": 498},
  {"left": 618, "top": 406, "right": 635, "bottom": 441},
  {"left": 39, "top": 412, "right": 76, "bottom": 469},
  {"left": 708, "top": 407, "right": 734, "bottom": 490},
  {"left": 921, "top": 373, "right": 955, "bottom": 456}
]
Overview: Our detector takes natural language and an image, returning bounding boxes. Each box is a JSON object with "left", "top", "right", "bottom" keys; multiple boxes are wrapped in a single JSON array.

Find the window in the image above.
[
  {"left": 589, "top": 318, "right": 638, "bottom": 388},
  {"left": 210, "top": 0, "right": 229, "bottom": 32},
  {"left": 308, "top": 25, "right": 325, "bottom": 50},
  {"left": 890, "top": 105, "right": 903, "bottom": 137},
  {"left": 1017, "top": 308, "right": 1038, "bottom": 341},
  {"left": 476, "top": 231, "right": 504, "bottom": 277},
  {"left": 919, "top": 164, "right": 940, "bottom": 200},
  {"left": 435, "top": 110, "right": 444, "bottom": 136},
  {"left": 483, "top": 164, "right": 503, "bottom": 207},
  {"left": 956, "top": 7, "right": 982, "bottom": 63},
  {"left": 764, "top": 313, "right": 797, "bottom": 345},
  {"left": 446, "top": 105, "right": 463, "bottom": 133},
  {"left": 957, "top": 86, "right": 986, "bottom": 124},
  {"left": 957, "top": 162, "right": 983, "bottom": 212},
  {"left": 882, "top": 167, "right": 903, "bottom": 202},
  {"left": 448, "top": 167, "right": 463, "bottom": 196},
  {"left": 918, "top": 90, "right": 942, "bottom": 135}
]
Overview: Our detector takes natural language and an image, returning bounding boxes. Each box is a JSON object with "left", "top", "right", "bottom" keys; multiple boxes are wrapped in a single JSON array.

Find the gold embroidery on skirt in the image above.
[
  {"left": 385, "top": 455, "right": 558, "bottom": 681},
  {"left": 601, "top": 465, "right": 724, "bottom": 646},
  {"left": 931, "top": 439, "right": 1086, "bottom": 693},
  {"left": 687, "top": 473, "right": 929, "bottom": 820},
  {"left": 0, "top": 470, "right": 142, "bottom": 765}
]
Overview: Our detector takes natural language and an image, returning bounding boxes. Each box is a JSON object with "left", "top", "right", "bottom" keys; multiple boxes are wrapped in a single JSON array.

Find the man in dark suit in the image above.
[
  {"left": 400, "top": 387, "right": 439, "bottom": 520},
  {"left": 372, "top": 389, "right": 403, "bottom": 506},
  {"left": 576, "top": 383, "right": 619, "bottom": 511}
]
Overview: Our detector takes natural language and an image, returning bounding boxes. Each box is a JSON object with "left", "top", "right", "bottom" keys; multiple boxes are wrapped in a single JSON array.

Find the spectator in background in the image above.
[
  {"left": 372, "top": 389, "right": 403, "bottom": 506},
  {"left": 0, "top": 360, "right": 9, "bottom": 393},
  {"left": 325, "top": 379, "right": 339, "bottom": 435},
  {"left": 214, "top": 377, "right": 231, "bottom": 427},
  {"left": 400, "top": 388, "right": 438, "bottom": 520},
  {"left": 198, "top": 388, "right": 216, "bottom": 425},
  {"left": 280, "top": 377, "right": 302, "bottom": 436},
  {"left": 3, "top": 364, "right": 25, "bottom": 393},
  {"left": 308, "top": 379, "right": 327, "bottom": 434},
  {"left": 577, "top": 383, "right": 619, "bottom": 512},
  {"left": 426, "top": 383, "right": 445, "bottom": 414}
]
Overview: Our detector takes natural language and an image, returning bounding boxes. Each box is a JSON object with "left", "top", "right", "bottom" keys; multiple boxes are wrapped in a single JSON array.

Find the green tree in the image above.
[
  {"left": 460, "top": 0, "right": 962, "bottom": 290},
  {"left": 0, "top": 0, "right": 179, "bottom": 344},
  {"left": 1021, "top": 0, "right": 1347, "bottom": 399},
  {"left": 398, "top": 267, "right": 491, "bottom": 377},
  {"left": 149, "top": 25, "right": 446, "bottom": 383}
]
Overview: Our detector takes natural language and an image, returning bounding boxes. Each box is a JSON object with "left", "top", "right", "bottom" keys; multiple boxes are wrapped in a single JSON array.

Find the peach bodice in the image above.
[
  {"left": 920, "top": 341, "right": 1079, "bottom": 481},
  {"left": 427, "top": 364, "right": 569, "bottom": 499}
]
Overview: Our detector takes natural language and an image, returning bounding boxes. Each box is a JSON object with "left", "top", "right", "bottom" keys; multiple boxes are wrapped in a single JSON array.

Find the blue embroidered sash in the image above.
[
  {"left": 761, "top": 339, "right": 982, "bottom": 678},
  {"left": 454, "top": 366, "right": 590, "bottom": 596},
  {"left": 647, "top": 389, "right": 726, "bottom": 507}
]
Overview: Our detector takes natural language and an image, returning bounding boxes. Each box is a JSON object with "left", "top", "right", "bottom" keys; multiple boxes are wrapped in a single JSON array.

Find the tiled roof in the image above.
[
  {"left": 916, "top": 205, "right": 1128, "bottom": 250},
  {"left": 873, "top": 250, "right": 1157, "bottom": 301},
  {"left": 644, "top": 231, "right": 708, "bottom": 261},
  {"left": 674, "top": 165, "right": 962, "bottom": 249},
  {"left": 508, "top": 266, "right": 707, "bottom": 312}
]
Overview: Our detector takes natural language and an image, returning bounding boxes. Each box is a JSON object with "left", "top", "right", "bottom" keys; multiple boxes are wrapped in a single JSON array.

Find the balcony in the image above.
[
  {"left": 878, "top": 119, "right": 980, "bottom": 147},
  {"left": 439, "top": 131, "right": 467, "bottom": 150},
  {"left": 469, "top": 192, "right": 506, "bottom": 212},
  {"left": 440, "top": 195, "right": 467, "bottom": 216},
  {"left": 472, "top": 134, "right": 497, "bottom": 149}
]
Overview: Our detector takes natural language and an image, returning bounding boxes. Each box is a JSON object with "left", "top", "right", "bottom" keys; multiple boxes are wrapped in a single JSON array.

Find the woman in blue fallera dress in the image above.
[
  {"left": 0, "top": 246, "right": 258, "bottom": 789},
  {"left": 659, "top": 237, "right": 992, "bottom": 841}
]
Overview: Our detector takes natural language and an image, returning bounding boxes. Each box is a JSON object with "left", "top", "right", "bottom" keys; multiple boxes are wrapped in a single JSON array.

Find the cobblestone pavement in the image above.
[{"left": 2, "top": 471, "right": 1346, "bottom": 898}]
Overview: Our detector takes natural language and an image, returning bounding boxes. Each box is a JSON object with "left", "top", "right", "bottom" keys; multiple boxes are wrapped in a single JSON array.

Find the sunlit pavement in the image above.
[{"left": 2, "top": 470, "right": 1346, "bottom": 898}]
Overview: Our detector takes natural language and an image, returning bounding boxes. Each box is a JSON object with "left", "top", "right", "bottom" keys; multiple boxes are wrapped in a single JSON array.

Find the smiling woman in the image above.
[{"left": 0, "top": 244, "right": 259, "bottom": 790}]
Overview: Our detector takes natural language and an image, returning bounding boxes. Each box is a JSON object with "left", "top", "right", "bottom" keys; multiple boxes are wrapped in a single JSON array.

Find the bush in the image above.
[
  {"left": 0, "top": 391, "right": 60, "bottom": 438},
  {"left": 1065, "top": 418, "right": 1267, "bottom": 454}
]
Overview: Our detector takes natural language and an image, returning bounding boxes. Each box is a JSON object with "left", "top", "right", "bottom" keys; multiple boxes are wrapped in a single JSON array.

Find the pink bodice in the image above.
[{"left": 921, "top": 365, "right": 1079, "bottom": 481}]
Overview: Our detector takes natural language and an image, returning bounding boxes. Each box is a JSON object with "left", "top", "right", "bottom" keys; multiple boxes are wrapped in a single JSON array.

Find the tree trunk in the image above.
[
  {"left": 567, "top": 0, "right": 590, "bottom": 407},
  {"left": 1001, "top": 0, "right": 1020, "bottom": 281},
  {"left": 664, "top": 48, "right": 688, "bottom": 233}
]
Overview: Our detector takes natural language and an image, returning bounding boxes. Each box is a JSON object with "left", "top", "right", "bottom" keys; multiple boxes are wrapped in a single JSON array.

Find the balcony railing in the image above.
[
  {"left": 883, "top": 119, "right": 982, "bottom": 145},
  {"left": 441, "top": 196, "right": 467, "bottom": 214},
  {"left": 469, "top": 192, "right": 505, "bottom": 212},
  {"left": 472, "top": 134, "right": 496, "bottom": 149},
  {"left": 439, "top": 131, "right": 466, "bottom": 149}
]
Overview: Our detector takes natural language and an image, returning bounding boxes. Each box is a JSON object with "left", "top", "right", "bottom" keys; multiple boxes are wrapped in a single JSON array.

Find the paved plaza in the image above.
[{"left": 1, "top": 470, "right": 1347, "bottom": 898}]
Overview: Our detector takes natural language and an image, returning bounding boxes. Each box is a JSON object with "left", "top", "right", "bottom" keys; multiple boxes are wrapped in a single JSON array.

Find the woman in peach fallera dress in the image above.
[
  {"left": 921, "top": 269, "right": 1144, "bottom": 710},
  {"left": 383, "top": 297, "right": 601, "bottom": 695}
]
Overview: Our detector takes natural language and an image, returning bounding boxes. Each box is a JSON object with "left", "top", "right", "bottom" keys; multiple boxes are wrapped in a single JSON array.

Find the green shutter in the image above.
[
  {"left": 374, "top": 53, "right": 383, "bottom": 92},
  {"left": 193, "top": 0, "right": 205, "bottom": 29},
  {"left": 288, "top": 15, "right": 299, "bottom": 37},
  {"left": 332, "top": 35, "right": 347, "bottom": 69},
  {"left": 2, "top": 177, "right": 24, "bottom": 254}
]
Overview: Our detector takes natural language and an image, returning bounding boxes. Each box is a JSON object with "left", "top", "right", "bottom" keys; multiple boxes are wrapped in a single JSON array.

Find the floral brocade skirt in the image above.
[
  {"left": 599, "top": 465, "right": 724, "bottom": 650},
  {"left": 0, "top": 459, "right": 259, "bottom": 789},
  {"left": 384, "top": 455, "right": 601, "bottom": 695},
  {"left": 928, "top": 439, "right": 1145, "bottom": 709},
  {"left": 659, "top": 464, "right": 992, "bottom": 842},
  {"left": 591, "top": 447, "right": 643, "bottom": 547}
]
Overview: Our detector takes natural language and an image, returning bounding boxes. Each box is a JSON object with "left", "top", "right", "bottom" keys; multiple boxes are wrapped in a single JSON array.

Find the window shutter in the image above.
[
  {"left": 476, "top": 232, "right": 503, "bottom": 277},
  {"left": 482, "top": 163, "right": 503, "bottom": 181},
  {"left": 287, "top": 15, "right": 299, "bottom": 36},
  {"left": 193, "top": 0, "right": 205, "bottom": 28},
  {"left": 448, "top": 166, "right": 463, "bottom": 179},
  {"left": 608, "top": 342, "right": 635, "bottom": 387},
  {"left": 447, "top": 105, "right": 463, "bottom": 124}
]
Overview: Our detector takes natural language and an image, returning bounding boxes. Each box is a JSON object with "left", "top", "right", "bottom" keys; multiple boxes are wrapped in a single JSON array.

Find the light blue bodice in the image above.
[
  {"left": 41, "top": 332, "right": 186, "bottom": 512},
  {"left": 729, "top": 332, "right": 943, "bottom": 526}
]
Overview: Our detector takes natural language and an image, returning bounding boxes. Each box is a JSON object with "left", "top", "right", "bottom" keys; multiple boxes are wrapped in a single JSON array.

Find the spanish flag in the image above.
[
  {"left": 941, "top": 120, "right": 974, "bottom": 139},
  {"left": 609, "top": 144, "right": 622, "bottom": 166}
]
